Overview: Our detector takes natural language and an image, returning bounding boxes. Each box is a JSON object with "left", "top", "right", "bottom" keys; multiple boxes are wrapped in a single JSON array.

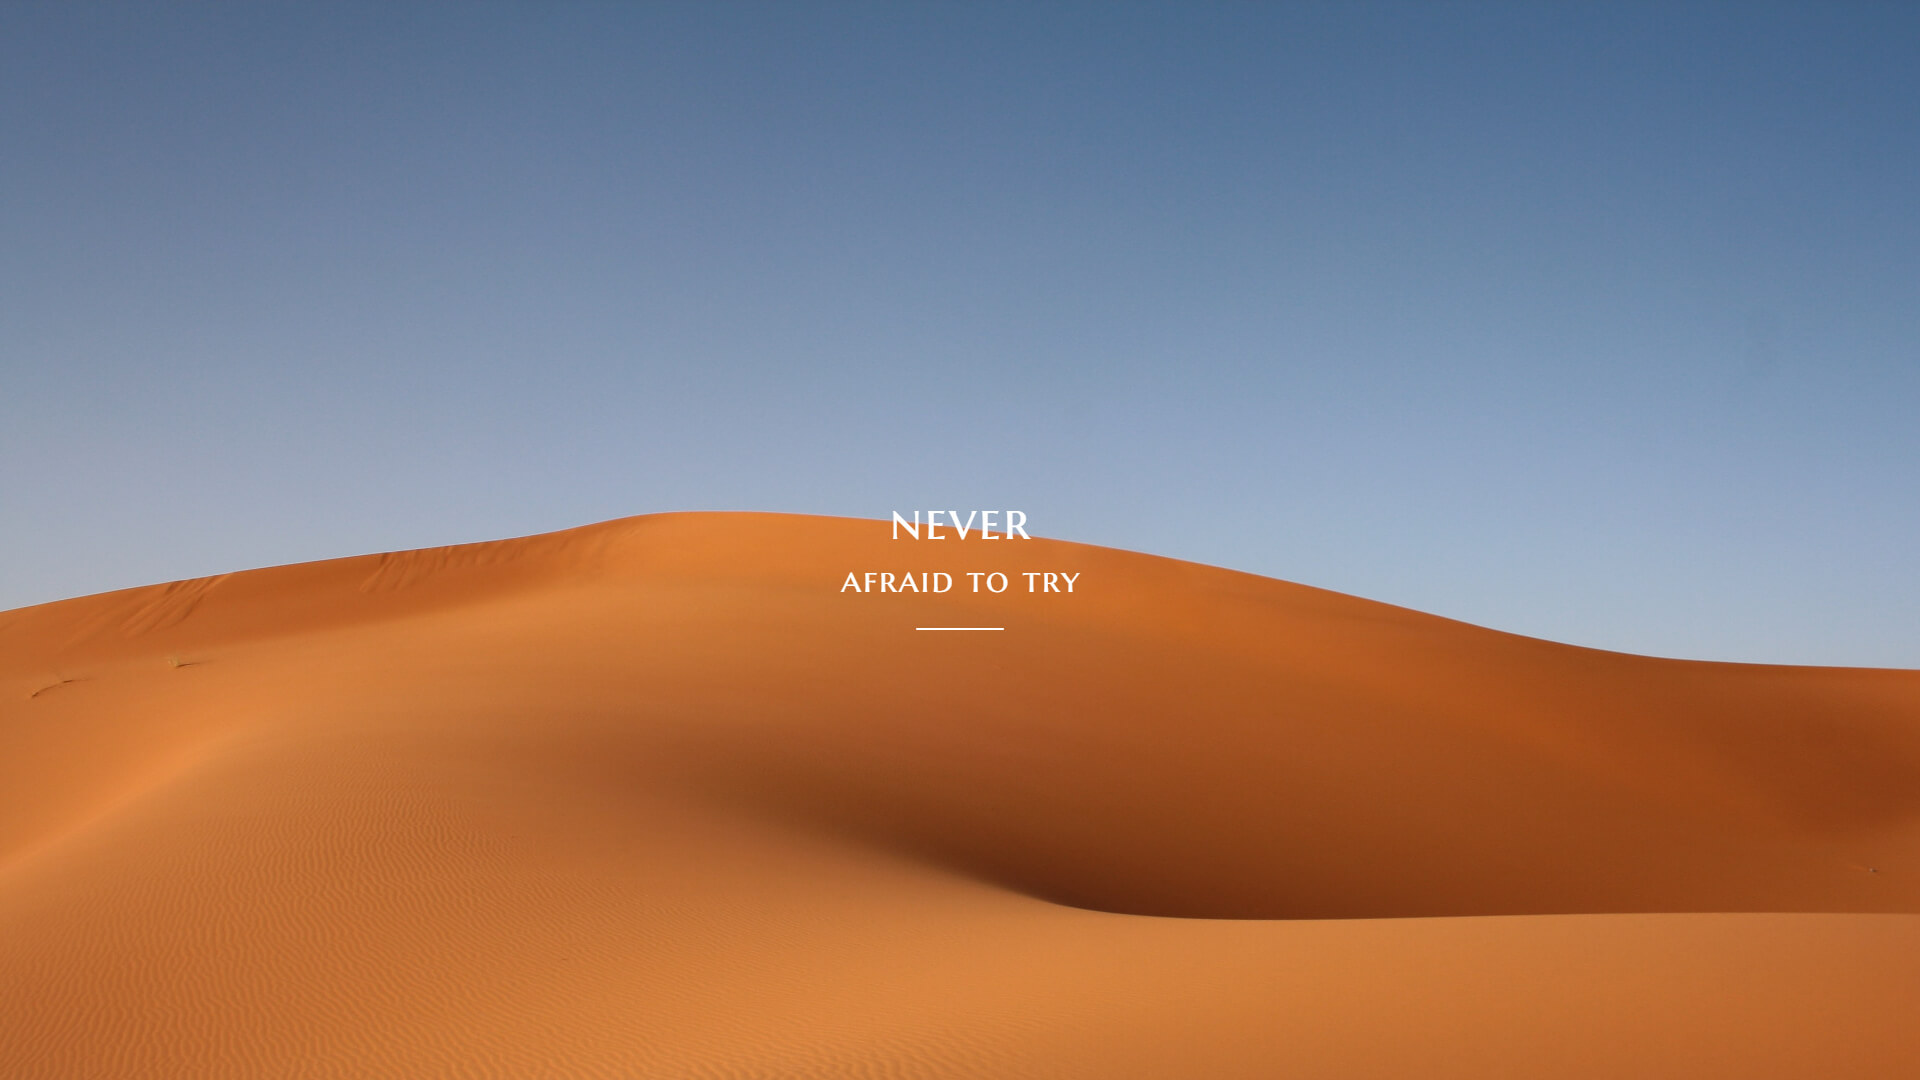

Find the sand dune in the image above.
[{"left": 3, "top": 512, "right": 1916, "bottom": 1078}]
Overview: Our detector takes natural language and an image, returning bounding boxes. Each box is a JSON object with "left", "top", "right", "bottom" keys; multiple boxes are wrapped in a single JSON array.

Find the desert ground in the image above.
[{"left": 3, "top": 512, "right": 1916, "bottom": 1077}]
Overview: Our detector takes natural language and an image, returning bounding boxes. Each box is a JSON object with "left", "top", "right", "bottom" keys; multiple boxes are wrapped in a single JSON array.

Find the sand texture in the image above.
[{"left": 3, "top": 512, "right": 1917, "bottom": 1077}]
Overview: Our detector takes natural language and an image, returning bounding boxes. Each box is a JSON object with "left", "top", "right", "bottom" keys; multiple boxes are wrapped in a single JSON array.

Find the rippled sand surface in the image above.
[{"left": 4, "top": 513, "right": 1916, "bottom": 1078}]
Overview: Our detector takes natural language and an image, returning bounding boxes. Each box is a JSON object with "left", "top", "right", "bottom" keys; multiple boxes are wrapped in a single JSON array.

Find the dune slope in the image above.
[{"left": 3, "top": 512, "right": 1917, "bottom": 1078}]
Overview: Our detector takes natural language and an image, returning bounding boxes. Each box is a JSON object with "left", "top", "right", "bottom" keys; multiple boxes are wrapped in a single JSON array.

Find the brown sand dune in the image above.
[{"left": 2, "top": 511, "right": 1916, "bottom": 1077}]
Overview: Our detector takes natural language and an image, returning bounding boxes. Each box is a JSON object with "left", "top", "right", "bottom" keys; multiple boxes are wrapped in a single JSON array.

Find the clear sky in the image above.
[{"left": 3, "top": 2, "right": 1916, "bottom": 666}]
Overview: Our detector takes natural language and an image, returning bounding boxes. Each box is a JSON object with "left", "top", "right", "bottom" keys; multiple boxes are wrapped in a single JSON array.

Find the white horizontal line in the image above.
[{"left": 915, "top": 627, "right": 1004, "bottom": 631}]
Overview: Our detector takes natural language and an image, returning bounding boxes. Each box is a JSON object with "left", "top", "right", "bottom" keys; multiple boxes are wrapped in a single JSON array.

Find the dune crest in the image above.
[{"left": 3, "top": 512, "right": 1916, "bottom": 1078}]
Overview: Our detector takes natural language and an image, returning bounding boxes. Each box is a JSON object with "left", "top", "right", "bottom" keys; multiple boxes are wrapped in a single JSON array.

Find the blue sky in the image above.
[{"left": 3, "top": 2, "right": 1916, "bottom": 665}]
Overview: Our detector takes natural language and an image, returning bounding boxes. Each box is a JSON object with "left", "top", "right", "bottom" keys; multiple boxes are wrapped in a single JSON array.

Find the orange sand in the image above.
[{"left": 2, "top": 512, "right": 1916, "bottom": 1077}]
